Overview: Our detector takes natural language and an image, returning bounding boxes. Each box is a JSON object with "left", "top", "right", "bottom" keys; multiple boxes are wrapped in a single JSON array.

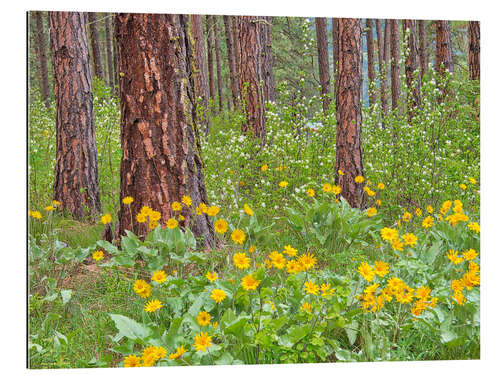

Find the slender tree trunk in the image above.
[
  {"left": 34, "top": 11, "right": 51, "bottom": 108},
  {"left": 403, "top": 19, "right": 422, "bottom": 122},
  {"left": 87, "top": 12, "right": 104, "bottom": 80},
  {"left": 205, "top": 16, "right": 216, "bottom": 113},
  {"left": 334, "top": 18, "right": 364, "bottom": 208},
  {"left": 223, "top": 15, "right": 239, "bottom": 110},
  {"left": 105, "top": 14, "right": 114, "bottom": 88},
  {"left": 176, "top": 14, "right": 215, "bottom": 248},
  {"left": 381, "top": 20, "right": 390, "bottom": 120},
  {"left": 366, "top": 19, "right": 376, "bottom": 105},
  {"left": 213, "top": 16, "right": 224, "bottom": 112},
  {"left": 435, "top": 20, "right": 454, "bottom": 101},
  {"left": 332, "top": 18, "right": 339, "bottom": 98},
  {"left": 418, "top": 20, "right": 427, "bottom": 79},
  {"left": 315, "top": 17, "right": 331, "bottom": 114},
  {"left": 237, "top": 16, "right": 266, "bottom": 141},
  {"left": 112, "top": 14, "right": 119, "bottom": 95},
  {"left": 468, "top": 21, "right": 480, "bottom": 81},
  {"left": 260, "top": 16, "right": 276, "bottom": 103},
  {"left": 191, "top": 15, "right": 210, "bottom": 134},
  {"left": 375, "top": 19, "right": 385, "bottom": 114},
  {"left": 115, "top": 13, "right": 213, "bottom": 247},
  {"left": 49, "top": 11, "right": 101, "bottom": 219},
  {"left": 390, "top": 19, "right": 401, "bottom": 112}
]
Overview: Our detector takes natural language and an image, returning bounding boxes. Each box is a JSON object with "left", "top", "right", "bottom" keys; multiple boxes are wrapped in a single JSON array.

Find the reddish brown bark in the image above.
[
  {"left": 403, "top": 19, "right": 422, "bottom": 121},
  {"left": 87, "top": 12, "right": 104, "bottom": 80},
  {"left": 366, "top": 19, "right": 376, "bottom": 105},
  {"left": 468, "top": 21, "right": 480, "bottom": 80},
  {"left": 191, "top": 15, "right": 210, "bottom": 133},
  {"left": 260, "top": 16, "right": 275, "bottom": 103},
  {"left": 205, "top": 16, "right": 216, "bottom": 113},
  {"left": 223, "top": 15, "right": 239, "bottom": 110},
  {"left": 381, "top": 19, "right": 390, "bottom": 120},
  {"left": 435, "top": 20, "right": 454, "bottom": 75},
  {"left": 332, "top": 18, "right": 339, "bottom": 98},
  {"left": 213, "top": 16, "right": 224, "bottom": 112},
  {"left": 334, "top": 18, "right": 364, "bottom": 208},
  {"left": 105, "top": 14, "right": 114, "bottom": 88},
  {"left": 49, "top": 11, "right": 101, "bottom": 219},
  {"left": 418, "top": 20, "right": 427, "bottom": 79},
  {"left": 237, "top": 16, "right": 266, "bottom": 141},
  {"left": 315, "top": 17, "right": 331, "bottom": 114},
  {"left": 34, "top": 11, "right": 51, "bottom": 108},
  {"left": 390, "top": 19, "right": 401, "bottom": 112}
]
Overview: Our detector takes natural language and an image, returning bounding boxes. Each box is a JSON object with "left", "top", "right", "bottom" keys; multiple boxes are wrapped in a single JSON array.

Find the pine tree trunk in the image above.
[
  {"left": 213, "top": 16, "right": 224, "bottom": 112},
  {"left": 87, "top": 12, "right": 104, "bottom": 80},
  {"left": 366, "top": 19, "right": 376, "bottom": 105},
  {"left": 403, "top": 19, "right": 422, "bottom": 122},
  {"left": 468, "top": 21, "right": 480, "bottom": 81},
  {"left": 191, "top": 15, "right": 210, "bottom": 134},
  {"left": 334, "top": 18, "right": 364, "bottom": 208},
  {"left": 315, "top": 17, "right": 331, "bottom": 114},
  {"left": 223, "top": 15, "right": 239, "bottom": 110},
  {"left": 34, "top": 11, "right": 51, "bottom": 108},
  {"left": 49, "top": 11, "right": 101, "bottom": 219},
  {"left": 418, "top": 20, "right": 427, "bottom": 79},
  {"left": 112, "top": 15, "right": 119, "bottom": 96},
  {"left": 332, "top": 18, "right": 339, "bottom": 99},
  {"left": 381, "top": 20, "right": 391, "bottom": 120},
  {"left": 375, "top": 20, "right": 385, "bottom": 113},
  {"left": 435, "top": 20, "right": 454, "bottom": 101},
  {"left": 205, "top": 16, "right": 216, "bottom": 113},
  {"left": 237, "top": 16, "right": 266, "bottom": 141},
  {"left": 260, "top": 16, "right": 276, "bottom": 103},
  {"left": 390, "top": 19, "right": 401, "bottom": 112},
  {"left": 105, "top": 14, "right": 114, "bottom": 88},
  {"left": 115, "top": 13, "right": 213, "bottom": 247}
]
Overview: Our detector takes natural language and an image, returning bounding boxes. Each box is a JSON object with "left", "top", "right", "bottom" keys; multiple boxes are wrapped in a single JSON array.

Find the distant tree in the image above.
[
  {"left": 223, "top": 15, "right": 239, "bottom": 110},
  {"left": 115, "top": 13, "right": 214, "bottom": 247},
  {"left": 33, "top": 11, "right": 51, "bottom": 108},
  {"left": 232, "top": 16, "right": 241, "bottom": 83},
  {"left": 468, "top": 21, "right": 480, "bottom": 81},
  {"left": 403, "top": 19, "right": 422, "bottom": 121},
  {"left": 260, "top": 16, "right": 276, "bottom": 103},
  {"left": 213, "top": 16, "right": 224, "bottom": 112},
  {"left": 49, "top": 11, "right": 101, "bottom": 218},
  {"left": 87, "top": 12, "right": 104, "bottom": 80},
  {"left": 366, "top": 19, "right": 376, "bottom": 105},
  {"left": 418, "top": 20, "right": 427, "bottom": 79},
  {"left": 332, "top": 18, "right": 339, "bottom": 97},
  {"left": 112, "top": 15, "right": 119, "bottom": 95},
  {"left": 381, "top": 19, "right": 391, "bottom": 120},
  {"left": 390, "top": 19, "right": 401, "bottom": 112},
  {"left": 315, "top": 17, "right": 331, "bottom": 114},
  {"left": 435, "top": 20, "right": 454, "bottom": 101},
  {"left": 191, "top": 15, "right": 210, "bottom": 134},
  {"left": 205, "top": 16, "right": 216, "bottom": 113},
  {"left": 334, "top": 18, "right": 364, "bottom": 208},
  {"left": 104, "top": 14, "right": 114, "bottom": 88},
  {"left": 237, "top": 16, "right": 266, "bottom": 141}
]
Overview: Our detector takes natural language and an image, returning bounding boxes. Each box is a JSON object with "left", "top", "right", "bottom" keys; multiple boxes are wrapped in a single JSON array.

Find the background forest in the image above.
[{"left": 27, "top": 10, "right": 480, "bottom": 369}]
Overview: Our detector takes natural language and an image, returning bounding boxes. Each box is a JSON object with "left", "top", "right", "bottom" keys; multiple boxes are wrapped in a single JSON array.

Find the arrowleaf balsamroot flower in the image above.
[
  {"left": 206, "top": 271, "right": 218, "bottom": 282},
  {"left": 194, "top": 332, "right": 212, "bottom": 352},
  {"left": 332, "top": 185, "right": 341, "bottom": 195},
  {"left": 231, "top": 229, "right": 246, "bottom": 244},
  {"left": 181, "top": 195, "right": 192, "bottom": 206},
  {"left": 122, "top": 196, "right": 134, "bottom": 205},
  {"left": 322, "top": 183, "right": 332, "bottom": 192},
  {"left": 123, "top": 354, "right": 142, "bottom": 367},
  {"left": 422, "top": 216, "right": 434, "bottom": 228},
  {"left": 133, "top": 279, "right": 152, "bottom": 298},
  {"left": 462, "top": 249, "right": 478, "bottom": 261},
  {"left": 358, "top": 262, "right": 375, "bottom": 282},
  {"left": 373, "top": 261, "right": 389, "bottom": 277},
  {"left": 402, "top": 233, "right": 418, "bottom": 247},
  {"left": 306, "top": 188, "right": 315, "bottom": 197},
  {"left": 210, "top": 289, "right": 227, "bottom": 303},
  {"left": 169, "top": 345, "right": 187, "bottom": 360},
  {"left": 355, "top": 175, "right": 364, "bottom": 183},
  {"left": 144, "top": 299, "right": 163, "bottom": 313},
  {"left": 381, "top": 227, "right": 399, "bottom": 243},
  {"left": 283, "top": 244, "right": 298, "bottom": 257},
  {"left": 206, "top": 206, "right": 220, "bottom": 216},
  {"left": 279, "top": 180, "right": 289, "bottom": 188},
  {"left": 298, "top": 252, "right": 317, "bottom": 270},
  {"left": 197, "top": 311, "right": 211, "bottom": 326},
  {"left": 214, "top": 219, "right": 228, "bottom": 234},
  {"left": 171, "top": 201, "right": 182, "bottom": 211},
  {"left": 244, "top": 204, "right": 254, "bottom": 216},
  {"left": 366, "top": 207, "right": 377, "bottom": 217},
  {"left": 101, "top": 213, "right": 112, "bottom": 224},
  {"left": 301, "top": 302, "right": 312, "bottom": 313},
  {"left": 166, "top": 218, "right": 178, "bottom": 229},
  {"left": 241, "top": 274, "right": 261, "bottom": 291},
  {"left": 151, "top": 270, "right": 167, "bottom": 284},
  {"left": 233, "top": 252, "right": 250, "bottom": 269},
  {"left": 304, "top": 281, "right": 320, "bottom": 295},
  {"left": 92, "top": 250, "right": 104, "bottom": 261}
]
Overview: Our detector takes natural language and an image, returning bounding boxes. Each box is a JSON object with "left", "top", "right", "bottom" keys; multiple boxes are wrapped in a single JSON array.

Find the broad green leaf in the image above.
[
  {"left": 60, "top": 289, "right": 72, "bottom": 305},
  {"left": 109, "top": 314, "right": 152, "bottom": 340}
]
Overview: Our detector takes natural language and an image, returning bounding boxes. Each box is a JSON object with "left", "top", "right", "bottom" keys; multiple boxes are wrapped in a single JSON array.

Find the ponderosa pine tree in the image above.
[
  {"left": 435, "top": 20, "right": 454, "bottom": 101},
  {"left": 390, "top": 19, "right": 401, "bottom": 112},
  {"left": 87, "top": 12, "right": 104, "bottom": 80},
  {"left": 332, "top": 18, "right": 339, "bottom": 98},
  {"left": 205, "top": 16, "right": 216, "bottom": 113},
  {"left": 34, "top": 11, "right": 51, "bottom": 108},
  {"left": 334, "top": 18, "right": 364, "bottom": 208},
  {"left": 105, "top": 14, "right": 114, "bottom": 88},
  {"left": 223, "top": 15, "right": 239, "bottom": 110},
  {"left": 418, "top": 20, "right": 427, "bottom": 79},
  {"left": 366, "top": 19, "right": 376, "bottom": 105},
  {"left": 468, "top": 21, "right": 480, "bottom": 81},
  {"left": 213, "top": 16, "right": 224, "bottom": 112},
  {"left": 403, "top": 19, "right": 422, "bottom": 122},
  {"left": 191, "top": 15, "right": 210, "bottom": 134},
  {"left": 381, "top": 19, "right": 390, "bottom": 120},
  {"left": 260, "top": 16, "right": 276, "bottom": 103},
  {"left": 115, "top": 13, "right": 214, "bottom": 247},
  {"left": 49, "top": 11, "right": 101, "bottom": 218},
  {"left": 315, "top": 17, "right": 331, "bottom": 114}
]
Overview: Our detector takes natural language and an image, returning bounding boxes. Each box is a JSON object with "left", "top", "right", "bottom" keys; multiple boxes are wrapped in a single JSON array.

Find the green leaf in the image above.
[
  {"left": 164, "top": 317, "right": 183, "bottom": 348},
  {"left": 95, "top": 240, "right": 119, "bottom": 255},
  {"left": 214, "top": 352, "right": 234, "bottom": 365},
  {"left": 440, "top": 328, "right": 458, "bottom": 345},
  {"left": 344, "top": 320, "right": 358, "bottom": 346},
  {"left": 288, "top": 325, "right": 309, "bottom": 345},
  {"left": 224, "top": 315, "right": 250, "bottom": 337},
  {"left": 109, "top": 314, "right": 152, "bottom": 340},
  {"left": 60, "top": 289, "right": 72, "bottom": 305}
]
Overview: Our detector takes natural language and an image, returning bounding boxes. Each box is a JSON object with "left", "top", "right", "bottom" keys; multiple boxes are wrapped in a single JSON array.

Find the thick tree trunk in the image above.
[
  {"left": 191, "top": 15, "right": 210, "bottom": 134},
  {"left": 223, "top": 15, "right": 239, "bottom": 110},
  {"left": 334, "top": 18, "right": 364, "bottom": 208},
  {"left": 332, "top": 18, "right": 339, "bottom": 98},
  {"left": 435, "top": 20, "right": 454, "bottom": 101},
  {"left": 115, "top": 13, "right": 213, "bottom": 246},
  {"left": 87, "top": 12, "right": 104, "bottom": 80},
  {"left": 468, "top": 21, "right": 480, "bottom": 81},
  {"left": 237, "top": 16, "right": 266, "bottom": 141},
  {"left": 49, "top": 11, "right": 101, "bottom": 219},
  {"left": 390, "top": 19, "right": 401, "bottom": 112},
  {"left": 213, "top": 16, "right": 224, "bottom": 112},
  {"left": 105, "top": 14, "right": 114, "bottom": 88},
  {"left": 403, "top": 19, "right": 422, "bottom": 122},
  {"left": 205, "top": 16, "right": 216, "bottom": 113},
  {"left": 366, "top": 19, "right": 376, "bottom": 105},
  {"left": 176, "top": 15, "right": 216, "bottom": 248},
  {"left": 260, "top": 16, "right": 276, "bottom": 103},
  {"left": 381, "top": 20, "right": 390, "bottom": 120},
  {"left": 34, "top": 11, "right": 51, "bottom": 108},
  {"left": 315, "top": 17, "right": 331, "bottom": 114},
  {"left": 418, "top": 20, "right": 427, "bottom": 79}
]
